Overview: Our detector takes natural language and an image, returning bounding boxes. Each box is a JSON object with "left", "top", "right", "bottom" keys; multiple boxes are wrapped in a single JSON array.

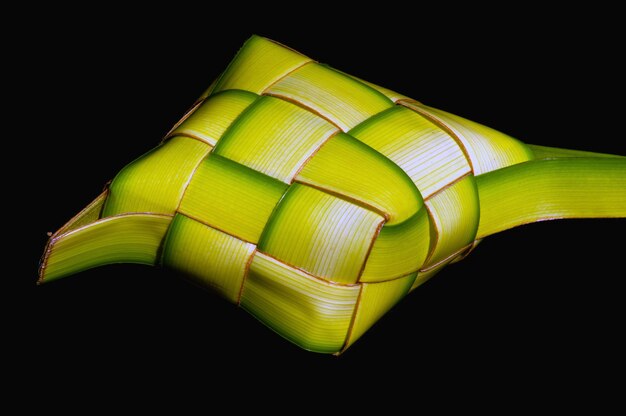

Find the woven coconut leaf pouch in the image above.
[{"left": 39, "top": 36, "right": 626, "bottom": 354}]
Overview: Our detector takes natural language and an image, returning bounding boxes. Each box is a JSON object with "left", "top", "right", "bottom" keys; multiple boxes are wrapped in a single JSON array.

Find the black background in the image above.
[{"left": 12, "top": 6, "right": 626, "bottom": 404}]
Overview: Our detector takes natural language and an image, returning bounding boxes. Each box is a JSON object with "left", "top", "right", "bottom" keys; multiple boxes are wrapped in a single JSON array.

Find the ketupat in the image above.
[{"left": 38, "top": 35, "right": 626, "bottom": 354}]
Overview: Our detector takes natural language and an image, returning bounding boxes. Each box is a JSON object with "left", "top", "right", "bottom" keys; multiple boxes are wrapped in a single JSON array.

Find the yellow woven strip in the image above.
[
  {"left": 213, "top": 35, "right": 312, "bottom": 94},
  {"left": 41, "top": 214, "right": 172, "bottom": 283},
  {"left": 409, "top": 261, "right": 450, "bottom": 293},
  {"left": 214, "top": 95, "right": 338, "bottom": 183},
  {"left": 198, "top": 78, "right": 218, "bottom": 101},
  {"left": 350, "top": 106, "right": 471, "bottom": 199},
  {"left": 51, "top": 190, "right": 108, "bottom": 236},
  {"left": 349, "top": 76, "right": 410, "bottom": 102},
  {"left": 266, "top": 62, "right": 393, "bottom": 131},
  {"left": 240, "top": 252, "right": 360, "bottom": 354},
  {"left": 161, "top": 214, "right": 255, "bottom": 303},
  {"left": 296, "top": 133, "right": 422, "bottom": 225},
  {"left": 403, "top": 101, "right": 533, "bottom": 175},
  {"left": 258, "top": 184, "right": 384, "bottom": 284},
  {"left": 178, "top": 154, "right": 288, "bottom": 244},
  {"left": 345, "top": 272, "right": 416, "bottom": 349},
  {"left": 423, "top": 175, "right": 479, "bottom": 267},
  {"left": 167, "top": 90, "right": 258, "bottom": 146},
  {"left": 450, "top": 239, "right": 482, "bottom": 264},
  {"left": 360, "top": 207, "right": 431, "bottom": 282},
  {"left": 103, "top": 137, "right": 211, "bottom": 216}
]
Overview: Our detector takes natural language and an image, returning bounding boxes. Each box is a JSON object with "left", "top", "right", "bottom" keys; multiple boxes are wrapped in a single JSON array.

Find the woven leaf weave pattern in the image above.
[{"left": 101, "top": 36, "right": 532, "bottom": 352}]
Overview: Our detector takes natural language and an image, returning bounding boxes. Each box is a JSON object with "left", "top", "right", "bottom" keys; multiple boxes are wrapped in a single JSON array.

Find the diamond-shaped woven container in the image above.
[{"left": 43, "top": 35, "right": 624, "bottom": 354}]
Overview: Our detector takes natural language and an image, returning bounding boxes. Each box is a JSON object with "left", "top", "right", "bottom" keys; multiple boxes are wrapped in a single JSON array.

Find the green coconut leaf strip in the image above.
[
  {"left": 360, "top": 207, "right": 430, "bottom": 282},
  {"left": 178, "top": 154, "right": 288, "bottom": 244},
  {"left": 197, "top": 78, "right": 218, "bottom": 102},
  {"left": 409, "top": 261, "right": 450, "bottom": 293},
  {"left": 162, "top": 214, "right": 256, "bottom": 303},
  {"left": 350, "top": 77, "right": 410, "bottom": 103},
  {"left": 423, "top": 175, "right": 479, "bottom": 267},
  {"left": 476, "top": 158, "right": 626, "bottom": 239},
  {"left": 450, "top": 239, "right": 483, "bottom": 264},
  {"left": 258, "top": 184, "right": 384, "bottom": 284},
  {"left": 49, "top": 190, "right": 108, "bottom": 236},
  {"left": 212, "top": 35, "right": 312, "bottom": 95},
  {"left": 296, "top": 132, "right": 422, "bottom": 225},
  {"left": 345, "top": 272, "right": 416, "bottom": 350},
  {"left": 214, "top": 95, "right": 338, "bottom": 183},
  {"left": 350, "top": 106, "right": 471, "bottom": 199},
  {"left": 240, "top": 252, "right": 361, "bottom": 354},
  {"left": 529, "top": 144, "right": 623, "bottom": 160},
  {"left": 167, "top": 90, "right": 258, "bottom": 146},
  {"left": 402, "top": 101, "right": 534, "bottom": 175},
  {"left": 39, "top": 213, "right": 172, "bottom": 283},
  {"left": 332, "top": 68, "right": 411, "bottom": 102},
  {"left": 103, "top": 136, "right": 211, "bottom": 216},
  {"left": 410, "top": 241, "right": 476, "bottom": 293},
  {"left": 266, "top": 62, "right": 393, "bottom": 131}
]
